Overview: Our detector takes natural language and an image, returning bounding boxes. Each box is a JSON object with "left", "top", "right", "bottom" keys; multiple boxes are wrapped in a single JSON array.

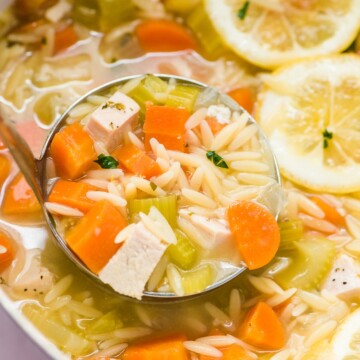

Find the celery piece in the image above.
[
  {"left": 128, "top": 75, "right": 168, "bottom": 113},
  {"left": 181, "top": 264, "right": 215, "bottom": 294},
  {"left": 273, "top": 237, "right": 335, "bottom": 290},
  {"left": 278, "top": 218, "right": 304, "bottom": 252},
  {"left": 167, "top": 230, "right": 197, "bottom": 270},
  {"left": 143, "top": 75, "right": 168, "bottom": 94},
  {"left": 164, "top": 0, "right": 200, "bottom": 14},
  {"left": 23, "top": 304, "right": 95, "bottom": 356},
  {"left": 186, "top": 5, "right": 227, "bottom": 59},
  {"left": 128, "top": 195, "right": 177, "bottom": 227},
  {"left": 86, "top": 310, "right": 123, "bottom": 334},
  {"left": 165, "top": 85, "right": 200, "bottom": 111},
  {"left": 72, "top": 0, "right": 99, "bottom": 30},
  {"left": 98, "top": 0, "right": 135, "bottom": 32}
]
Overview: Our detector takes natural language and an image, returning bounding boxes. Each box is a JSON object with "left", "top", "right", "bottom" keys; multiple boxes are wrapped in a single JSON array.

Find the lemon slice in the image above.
[
  {"left": 204, "top": 0, "right": 360, "bottom": 69},
  {"left": 331, "top": 308, "right": 360, "bottom": 359},
  {"left": 256, "top": 55, "right": 360, "bottom": 194}
]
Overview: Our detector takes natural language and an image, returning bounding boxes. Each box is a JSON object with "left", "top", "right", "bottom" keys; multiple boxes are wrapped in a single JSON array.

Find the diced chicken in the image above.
[
  {"left": 322, "top": 254, "right": 360, "bottom": 300},
  {"left": 206, "top": 104, "right": 231, "bottom": 125},
  {"left": 179, "top": 209, "right": 232, "bottom": 248},
  {"left": 99, "top": 222, "right": 168, "bottom": 300},
  {"left": 10, "top": 249, "right": 54, "bottom": 296},
  {"left": 84, "top": 92, "right": 140, "bottom": 152}
]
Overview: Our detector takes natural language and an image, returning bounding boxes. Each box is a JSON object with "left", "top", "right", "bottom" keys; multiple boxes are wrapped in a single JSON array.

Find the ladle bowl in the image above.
[{"left": 0, "top": 74, "right": 282, "bottom": 301}]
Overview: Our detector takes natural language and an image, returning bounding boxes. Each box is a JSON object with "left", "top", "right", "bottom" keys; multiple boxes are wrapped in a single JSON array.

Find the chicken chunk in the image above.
[
  {"left": 99, "top": 222, "right": 168, "bottom": 300},
  {"left": 322, "top": 253, "right": 360, "bottom": 300},
  {"left": 84, "top": 92, "right": 140, "bottom": 152},
  {"left": 179, "top": 209, "right": 232, "bottom": 248},
  {"left": 10, "top": 249, "right": 54, "bottom": 297}
]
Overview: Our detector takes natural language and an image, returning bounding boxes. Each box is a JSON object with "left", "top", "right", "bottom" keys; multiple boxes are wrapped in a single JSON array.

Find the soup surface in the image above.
[{"left": 0, "top": 1, "right": 360, "bottom": 360}]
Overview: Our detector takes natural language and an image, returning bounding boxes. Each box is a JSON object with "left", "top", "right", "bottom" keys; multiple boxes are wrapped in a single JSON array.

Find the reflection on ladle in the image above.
[{"left": 0, "top": 74, "right": 282, "bottom": 301}]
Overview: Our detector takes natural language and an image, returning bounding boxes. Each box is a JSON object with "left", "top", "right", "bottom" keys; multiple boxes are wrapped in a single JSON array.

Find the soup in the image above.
[
  {"left": 0, "top": 1, "right": 360, "bottom": 360},
  {"left": 44, "top": 74, "right": 280, "bottom": 299}
]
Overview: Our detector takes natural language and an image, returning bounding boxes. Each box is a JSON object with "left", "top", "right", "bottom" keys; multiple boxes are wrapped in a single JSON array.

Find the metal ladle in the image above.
[{"left": 0, "top": 74, "right": 282, "bottom": 300}]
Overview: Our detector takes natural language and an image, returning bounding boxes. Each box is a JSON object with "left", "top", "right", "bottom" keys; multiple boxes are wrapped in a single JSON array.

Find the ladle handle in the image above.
[{"left": 0, "top": 111, "right": 44, "bottom": 204}]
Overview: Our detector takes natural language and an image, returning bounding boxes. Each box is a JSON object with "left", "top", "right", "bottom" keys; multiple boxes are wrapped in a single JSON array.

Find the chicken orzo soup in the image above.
[{"left": 0, "top": 1, "right": 360, "bottom": 360}]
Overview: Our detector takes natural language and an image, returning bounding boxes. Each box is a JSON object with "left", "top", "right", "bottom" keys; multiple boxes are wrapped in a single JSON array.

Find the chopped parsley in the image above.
[
  {"left": 238, "top": 1, "right": 250, "bottom": 20},
  {"left": 102, "top": 101, "right": 126, "bottom": 111},
  {"left": 150, "top": 181, "right": 157, "bottom": 191},
  {"left": 41, "top": 37, "right": 47, "bottom": 45},
  {"left": 322, "top": 128, "right": 333, "bottom": 149},
  {"left": 94, "top": 154, "right": 119, "bottom": 169},
  {"left": 206, "top": 151, "right": 229, "bottom": 169}
]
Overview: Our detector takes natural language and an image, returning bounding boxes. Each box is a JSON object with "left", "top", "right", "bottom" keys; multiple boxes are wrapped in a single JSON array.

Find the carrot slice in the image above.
[
  {"left": 66, "top": 200, "right": 127, "bottom": 273},
  {"left": 135, "top": 19, "right": 197, "bottom": 53},
  {"left": 200, "top": 344, "right": 252, "bottom": 360},
  {"left": 144, "top": 105, "right": 190, "bottom": 152},
  {"left": 238, "top": 302, "right": 286, "bottom": 351},
  {"left": 0, "top": 231, "right": 15, "bottom": 273},
  {"left": 50, "top": 123, "right": 97, "bottom": 180},
  {"left": 227, "top": 87, "right": 255, "bottom": 114},
  {"left": 227, "top": 200, "right": 280, "bottom": 270},
  {"left": 54, "top": 25, "right": 78, "bottom": 54},
  {"left": 123, "top": 335, "right": 188, "bottom": 360},
  {"left": 112, "top": 143, "right": 161, "bottom": 180},
  {"left": 310, "top": 196, "right": 345, "bottom": 228},
  {"left": 0, "top": 154, "right": 11, "bottom": 187},
  {"left": 48, "top": 180, "right": 97, "bottom": 213},
  {"left": 2, "top": 173, "right": 41, "bottom": 216}
]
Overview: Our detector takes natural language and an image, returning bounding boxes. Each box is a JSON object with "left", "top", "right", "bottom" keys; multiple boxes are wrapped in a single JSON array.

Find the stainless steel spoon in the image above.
[{"left": 0, "top": 74, "right": 282, "bottom": 301}]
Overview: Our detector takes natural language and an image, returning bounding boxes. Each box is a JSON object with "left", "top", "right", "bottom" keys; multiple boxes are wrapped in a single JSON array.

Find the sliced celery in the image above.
[
  {"left": 273, "top": 237, "right": 335, "bottom": 290},
  {"left": 128, "top": 75, "right": 168, "bottom": 113},
  {"left": 278, "top": 219, "right": 304, "bottom": 252},
  {"left": 164, "top": 0, "right": 200, "bottom": 14},
  {"left": 128, "top": 195, "right": 177, "bottom": 227},
  {"left": 165, "top": 84, "right": 200, "bottom": 111},
  {"left": 23, "top": 304, "right": 95, "bottom": 356},
  {"left": 186, "top": 5, "right": 227, "bottom": 59},
  {"left": 86, "top": 310, "right": 123, "bottom": 334},
  {"left": 143, "top": 75, "right": 168, "bottom": 94},
  {"left": 72, "top": 0, "right": 99, "bottom": 30},
  {"left": 167, "top": 230, "right": 197, "bottom": 270},
  {"left": 181, "top": 264, "right": 215, "bottom": 294},
  {"left": 98, "top": 0, "right": 135, "bottom": 32}
]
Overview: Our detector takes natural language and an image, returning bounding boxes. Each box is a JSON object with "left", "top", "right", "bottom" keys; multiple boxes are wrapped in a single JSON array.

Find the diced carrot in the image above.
[
  {"left": 112, "top": 143, "right": 161, "bottom": 180},
  {"left": 48, "top": 180, "right": 97, "bottom": 213},
  {"left": 122, "top": 335, "right": 188, "bottom": 360},
  {"left": 238, "top": 302, "right": 286, "bottom": 351},
  {"left": 0, "top": 154, "right": 11, "bottom": 187},
  {"left": 310, "top": 196, "right": 345, "bottom": 228},
  {"left": 54, "top": 25, "right": 78, "bottom": 54},
  {"left": 199, "top": 344, "right": 252, "bottom": 360},
  {"left": 0, "top": 231, "right": 15, "bottom": 273},
  {"left": 50, "top": 123, "right": 97, "bottom": 180},
  {"left": 227, "top": 87, "right": 255, "bottom": 114},
  {"left": 2, "top": 173, "right": 41, "bottom": 216},
  {"left": 227, "top": 200, "right": 280, "bottom": 270},
  {"left": 135, "top": 19, "right": 197, "bottom": 53},
  {"left": 66, "top": 200, "right": 127, "bottom": 274},
  {"left": 144, "top": 105, "right": 190, "bottom": 152},
  {"left": 205, "top": 116, "right": 226, "bottom": 134}
]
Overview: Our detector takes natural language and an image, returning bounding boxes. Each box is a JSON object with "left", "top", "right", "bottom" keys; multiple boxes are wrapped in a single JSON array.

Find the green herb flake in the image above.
[
  {"left": 150, "top": 181, "right": 157, "bottom": 191},
  {"left": 41, "top": 37, "right": 47, "bottom": 45},
  {"left": 94, "top": 154, "right": 119, "bottom": 169},
  {"left": 102, "top": 101, "right": 126, "bottom": 111},
  {"left": 322, "top": 129, "right": 333, "bottom": 149},
  {"left": 238, "top": 1, "right": 250, "bottom": 20},
  {"left": 206, "top": 151, "right": 229, "bottom": 169}
]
